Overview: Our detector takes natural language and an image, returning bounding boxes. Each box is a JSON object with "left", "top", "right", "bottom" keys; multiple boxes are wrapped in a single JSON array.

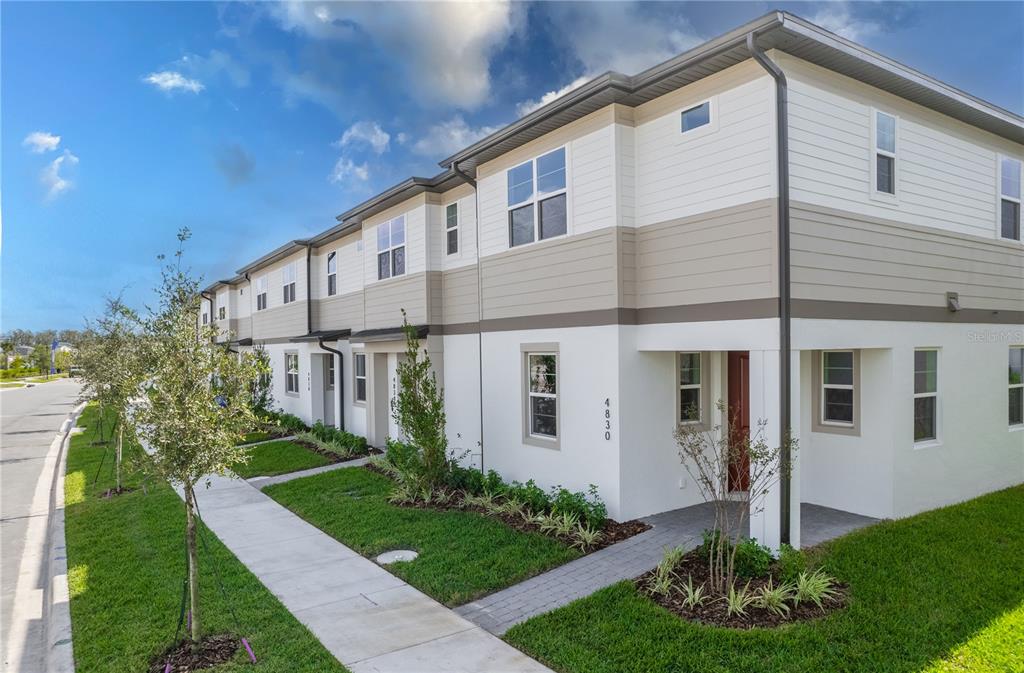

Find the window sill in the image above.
[
  {"left": 353, "top": 400, "right": 367, "bottom": 407},
  {"left": 507, "top": 231, "right": 569, "bottom": 253},
  {"left": 913, "top": 439, "right": 942, "bottom": 450},
  {"left": 1009, "top": 424, "right": 1024, "bottom": 433},
  {"left": 523, "top": 434, "right": 560, "bottom": 451}
]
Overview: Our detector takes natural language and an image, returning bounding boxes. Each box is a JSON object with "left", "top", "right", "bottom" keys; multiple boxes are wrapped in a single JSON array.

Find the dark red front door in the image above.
[{"left": 727, "top": 351, "right": 750, "bottom": 492}]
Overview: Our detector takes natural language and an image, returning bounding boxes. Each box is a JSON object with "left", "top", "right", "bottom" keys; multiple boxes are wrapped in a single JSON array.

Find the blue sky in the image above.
[{"left": 3, "top": 1, "right": 1021, "bottom": 331}]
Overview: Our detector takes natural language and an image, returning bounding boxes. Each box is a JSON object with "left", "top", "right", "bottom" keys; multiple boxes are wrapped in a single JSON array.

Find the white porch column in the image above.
[
  {"left": 788, "top": 349, "right": 801, "bottom": 550},
  {"left": 747, "top": 349, "right": 802, "bottom": 551}
]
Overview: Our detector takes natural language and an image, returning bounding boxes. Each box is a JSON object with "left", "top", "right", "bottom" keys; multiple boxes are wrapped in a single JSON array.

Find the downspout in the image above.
[
  {"left": 200, "top": 291, "right": 215, "bottom": 340},
  {"left": 305, "top": 244, "right": 313, "bottom": 336},
  {"left": 244, "top": 272, "right": 253, "bottom": 341},
  {"left": 452, "top": 161, "right": 486, "bottom": 473},
  {"left": 318, "top": 337, "right": 345, "bottom": 431},
  {"left": 747, "top": 31, "right": 792, "bottom": 545}
]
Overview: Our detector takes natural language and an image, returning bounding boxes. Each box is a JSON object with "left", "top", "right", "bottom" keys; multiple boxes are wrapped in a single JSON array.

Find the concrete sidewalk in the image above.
[
  {"left": 184, "top": 472, "right": 553, "bottom": 673},
  {"left": 247, "top": 455, "right": 372, "bottom": 489}
]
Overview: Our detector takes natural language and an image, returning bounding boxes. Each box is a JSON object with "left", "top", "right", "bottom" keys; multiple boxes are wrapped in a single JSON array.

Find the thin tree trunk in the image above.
[
  {"left": 116, "top": 425, "right": 123, "bottom": 492},
  {"left": 184, "top": 485, "right": 201, "bottom": 649}
]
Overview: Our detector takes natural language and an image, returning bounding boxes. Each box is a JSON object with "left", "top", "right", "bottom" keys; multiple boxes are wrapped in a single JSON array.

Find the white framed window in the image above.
[
  {"left": 377, "top": 216, "right": 406, "bottom": 280},
  {"left": 327, "top": 356, "right": 335, "bottom": 389},
  {"left": 680, "top": 100, "right": 712, "bottom": 134},
  {"left": 508, "top": 147, "right": 567, "bottom": 248},
  {"left": 445, "top": 202, "right": 459, "bottom": 255},
  {"left": 218, "top": 306, "right": 226, "bottom": 320},
  {"left": 353, "top": 353, "right": 367, "bottom": 403},
  {"left": 327, "top": 251, "right": 338, "bottom": 296},
  {"left": 282, "top": 262, "right": 297, "bottom": 304},
  {"left": 255, "top": 275, "right": 268, "bottom": 311},
  {"left": 677, "top": 352, "right": 703, "bottom": 424},
  {"left": 872, "top": 110, "right": 898, "bottom": 198},
  {"left": 1010, "top": 346, "right": 1023, "bottom": 427},
  {"left": 285, "top": 352, "right": 299, "bottom": 395},
  {"left": 202, "top": 312, "right": 208, "bottom": 325},
  {"left": 998, "top": 156, "right": 1022, "bottom": 241},
  {"left": 524, "top": 348, "right": 558, "bottom": 444},
  {"left": 821, "top": 351, "right": 855, "bottom": 426},
  {"left": 914, "top": 349, "right": 938, "bottom": 443}
]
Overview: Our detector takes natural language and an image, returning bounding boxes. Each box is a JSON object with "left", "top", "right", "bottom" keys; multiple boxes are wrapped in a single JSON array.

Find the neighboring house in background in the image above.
[{"left": 205, "top": 11, "right": 1024, "bottom": 550}]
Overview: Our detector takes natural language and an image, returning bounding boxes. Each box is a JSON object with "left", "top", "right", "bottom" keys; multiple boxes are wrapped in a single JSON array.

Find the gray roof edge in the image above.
[
  {"left": 777, "top": 12, "right": 1024, "bottom": 128},
  {"left": 235, "top": 239, "right": 310, "bottom": 276},
  {"left": 438, "top": 9, "right": 1021, "bottom": 169},
  {"left": 334, "top": 169, "right": 461, "bottom": 223}
]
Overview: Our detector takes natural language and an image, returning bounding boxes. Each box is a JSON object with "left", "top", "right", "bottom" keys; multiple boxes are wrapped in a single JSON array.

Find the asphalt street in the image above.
[{"left": 1, "top": 378, "right": 82, "bottom": 672}]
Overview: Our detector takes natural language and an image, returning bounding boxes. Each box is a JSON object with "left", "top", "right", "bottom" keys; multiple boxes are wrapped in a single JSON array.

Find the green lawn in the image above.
[
  {"left": 265, "top": 467, "right": 581, "bottom": 606},
  {"left": 505, "top": 485, "right": 1024, "bottom": 673},
  {"left": 65, "top": 405, "right": 348, "bottom": 673},
  {"left": 231, "top": 440, "right": 331, "bottom": 478},
  {"left": 0, "top": 381, "right": 25, "bottom": 388},
  {"left": 236, "top": 430, "right": 276, "bottom": 445}
]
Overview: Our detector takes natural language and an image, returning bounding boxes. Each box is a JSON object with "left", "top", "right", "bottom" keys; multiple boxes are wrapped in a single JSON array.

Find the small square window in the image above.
[{"left": 681, "top": 102, "right": 711, "bottom": 133}]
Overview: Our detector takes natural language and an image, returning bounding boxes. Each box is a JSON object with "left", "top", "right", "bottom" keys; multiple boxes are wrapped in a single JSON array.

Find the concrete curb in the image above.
[{"left": 45, "top": 401, "right": 87, "bottom": 673}]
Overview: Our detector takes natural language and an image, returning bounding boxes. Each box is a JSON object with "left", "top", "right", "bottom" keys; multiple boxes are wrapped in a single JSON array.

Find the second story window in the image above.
[
  {"left": 680, "top": 101, "right": 711, "bottom": 133},
  {"left": 327, "top": 251, "right": 337, "bottom": 296},
  {"left": 508, "top": 147, "right": 566, "bottom": 248},
  {"left": 218, "top": 306, "right": 226, "bottom": 320},
  {"left": 377, "top": 216, "right": 406, "bottom": 280},
  {"left": 256, "top": 275, "right": 268, "bottom": 311},
  {"left": 446, "top": 203, "right": 459, "bottom": 255},
  {"left": 873, "top": 110, "right": 897, "bottom": 196},
  {"left": 999, "top": 157, "right": 1021, "bottom": 241},
  {"left": 282, "top": 262, "right": 297, "bottom": 304}
]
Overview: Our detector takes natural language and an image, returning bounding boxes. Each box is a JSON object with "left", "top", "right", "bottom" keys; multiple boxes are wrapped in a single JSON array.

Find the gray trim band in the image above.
[{"left": 792, "top": 300, "right": 1024, "bottom": 324}]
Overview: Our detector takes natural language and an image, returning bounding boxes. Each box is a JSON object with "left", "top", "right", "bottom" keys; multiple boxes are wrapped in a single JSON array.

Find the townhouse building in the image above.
[{"left": 203, "top": 12, "right": 1024, "bottom": 550}]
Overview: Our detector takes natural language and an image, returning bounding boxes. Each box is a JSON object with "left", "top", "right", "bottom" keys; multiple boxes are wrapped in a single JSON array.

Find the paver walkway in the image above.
[
  {"left": 456, "top": 501, "right": 880, "bottom": 635},
  {"left": 180, "top": 471, "right": 553, "bottom": 673}
]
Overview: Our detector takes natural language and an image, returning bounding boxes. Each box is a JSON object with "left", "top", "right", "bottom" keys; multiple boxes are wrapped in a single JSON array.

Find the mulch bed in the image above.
[
  {"left": 293, "top": 439, "right": 381, "bottom": 464},
  {"left": 636, "top": 548, "right": 846, "bottom": 629},
  {"left": 101, "top": 486, "right": 135, "bottom": 499},
  {"left": 149, "top": 633, "right": 239, "bottom": 672},
  {"left": 365, "top": 465, "right": 650, "bottom": 553}
]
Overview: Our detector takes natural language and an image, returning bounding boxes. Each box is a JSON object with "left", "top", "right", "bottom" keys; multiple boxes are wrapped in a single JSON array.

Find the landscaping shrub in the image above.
[
  {"left": 310, "top": 421, "right": 370, "bottom": 455},
  {"left": 776, "top": 543, "right": 807, "bottom": 582},
  {"left": 446, "top": 464, "right": 486, "bottom": 495},
  {"left": 550, "top": 484, "right": 607, "bottom": 529},
  {"left": 483, "top": 469, "right": 506, "bottom": 495},
  {"left": 733, "top": 538, "right": 774, "bottom": 579},
  {"left": 385, "top": 439, "right": 422, "bottom": 474},
  {"left": 507, "top": 480, "right": 551, "bottom": 514}
]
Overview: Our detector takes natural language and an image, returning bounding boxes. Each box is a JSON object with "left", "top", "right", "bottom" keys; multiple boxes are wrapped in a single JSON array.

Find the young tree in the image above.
[
  {"left": 1, "top": 341, "right": 13, "bottom": 370},
  {"left": 391, "top": 311, "right": 448, "bottom": 488},
  {"left": 29, "top": 344, "right": 50, "bottom": 377},
  {"left": 250, "top": 344, "right": 274, "bottom": 414},
  {"left": 675, "top": 401, "right": 796, "bottom": 594},
  {"left": 130, "top": 229, "right": 264, "bottom": 650},
  {"left": 75, "top": 330, "right": 113, "bottom": 443},
  {"left": 86, "top": 297, "right": 148, "bottom": 492},
  {"left": 54, "top": 349, "right": 74, "bottom": 373}
]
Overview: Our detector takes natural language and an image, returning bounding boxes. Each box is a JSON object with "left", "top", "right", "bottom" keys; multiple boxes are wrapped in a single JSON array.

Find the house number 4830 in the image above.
[{"left": 603, "top": 398, "right": 612, "bottom": 441}]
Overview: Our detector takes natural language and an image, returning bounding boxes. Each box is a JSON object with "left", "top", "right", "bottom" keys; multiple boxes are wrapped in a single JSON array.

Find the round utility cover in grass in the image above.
[{"left": 376, "top": 550, "right": 418, "bottom": 564}]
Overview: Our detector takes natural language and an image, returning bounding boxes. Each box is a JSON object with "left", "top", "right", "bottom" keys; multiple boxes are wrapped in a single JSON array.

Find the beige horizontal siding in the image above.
[
  {"left": 791, "top": 202, "right": 1024, "bottom": 312},
  {"left": 314, "top": 291, "right": 364, "bottom": 332},
  {"left": 634, "top": 199, "right": 778, "bottom": 308},
  {"left": 480, "top": 228, "right": 618, "bottom": 320},
  {"left": 252, "top": 302, "right": 306, "bottom": 340},
  {"left": 442, "top": 265, "right": 480, "bottom": 325},
  {"left": 364, "top": 272, "right": 427, "bottom": 329}
]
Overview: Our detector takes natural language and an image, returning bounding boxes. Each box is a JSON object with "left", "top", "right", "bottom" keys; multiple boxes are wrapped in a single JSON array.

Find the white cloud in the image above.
[
  {"left": 809, "top": 3, "right": 882, "bottom": 42},
  {"left": 411, "top": 115, "right": 502, "bottom": 158},
  {"left": 41, "top": 150, "right": 79, "bottom": 200},
  {"left": 175, "top": 50, "right": 250, "bottom": 88},
  {"left": 143, "top": 71, "right": 205, "bottom": 93},
  {"left": 548, "top": 3, "right": 703, "bottom": 76},
  {"left": 22, "top": 131, "right": 61, "bottom": 153},
  {"left": 270, "top": 1, "right": 521, "bottom": 109},
  {"left": 329, "top": 157, "right": 369, "bottom": 183},
  {"left": 516, "top": 76, "right": 590, "bottom": 116},
  {"left": 395, "top": 132, "right": 408, "bottom": 145},
  {"left": 512, "top": 5, "right": 703, "bottom": 120},
  {"left": 336, "top": 121, "right": 390, "bottom": 155}
]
